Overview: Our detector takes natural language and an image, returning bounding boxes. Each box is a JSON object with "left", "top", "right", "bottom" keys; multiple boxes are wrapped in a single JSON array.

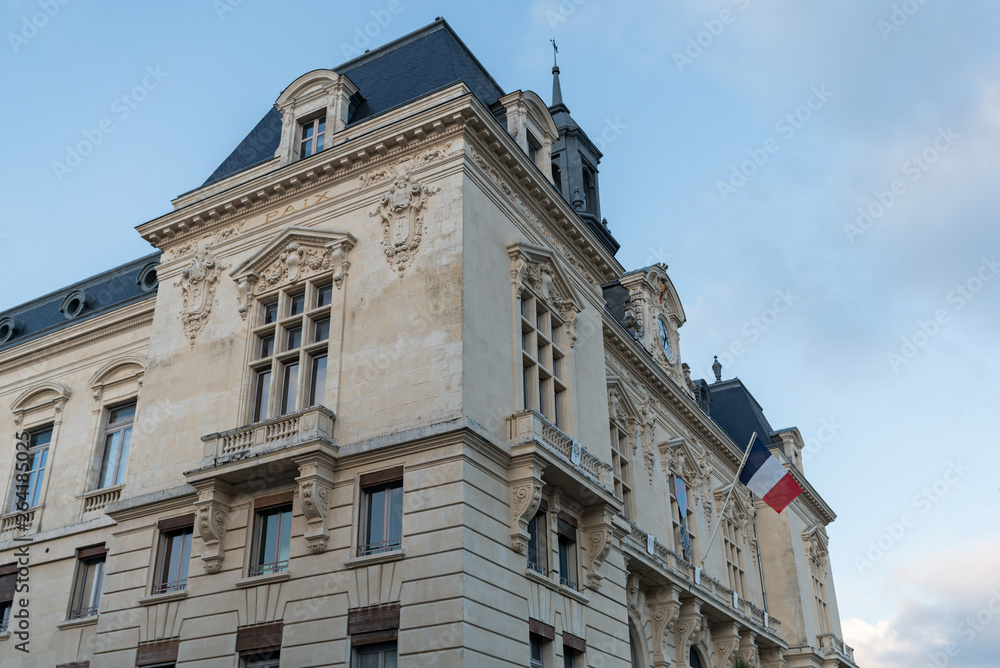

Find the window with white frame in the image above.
[
  {"left": 609, "top": 421, "right": 634, "bottom": 518},
  {"left": 250, "top": 502, "right": 292, "bottom": 577},
  {"left": 299, "top": 115, "right": 325, "bottom": 159},
  {"left": 69, "top": 545, "right": 106, "bottom": 619},
  {"left": 519, "top": 292, "right": 568, "bottom": 430},
  {"left": 250, "top": 281, "right": 333, "bottom": 422},
  {"left": 358, "top": 467, "right": 403, "bottom": 557},
  {"left": 11, "top": 425, "right": 51, "bottom": 511},
  {"left": 722, "top": 517, "right": 747, "bottom": 598},
  {"left": 97, "top": 402, "right": 135, "bottom": 489}
]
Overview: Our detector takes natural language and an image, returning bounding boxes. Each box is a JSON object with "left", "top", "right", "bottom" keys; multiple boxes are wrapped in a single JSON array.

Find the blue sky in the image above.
[{"left": 2, "top": 2, "right": 998, "bottom": 666}]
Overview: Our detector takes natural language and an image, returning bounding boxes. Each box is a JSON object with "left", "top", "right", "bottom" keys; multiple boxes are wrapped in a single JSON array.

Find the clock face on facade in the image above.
[{"left": 656, "top": 317, "right": 672, "bottom": 362}]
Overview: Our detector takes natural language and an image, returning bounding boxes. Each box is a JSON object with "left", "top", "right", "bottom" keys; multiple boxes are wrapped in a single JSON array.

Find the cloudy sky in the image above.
[{"left": 1, "top": 2, "right": 998, "bottom": 665}]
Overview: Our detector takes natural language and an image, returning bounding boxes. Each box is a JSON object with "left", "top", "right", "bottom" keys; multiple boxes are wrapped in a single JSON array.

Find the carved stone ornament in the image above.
[
  {"left": 509, "top": 466, "right": 544, "bottom": 553},
  {"left": 193, "top": 482, "right": 232, "bottom": 574},
  {"left": 647, "top": 584, "right": 681, "bottom": 668},
  {"left": 675, "top": 603, "right": 704, "bottom": 667},
  {"left": 229, "top": 226, "right": 357, "bottom": 312},
  {"left": 638, "top": 389, "right": 660, "bottom": 485},
  {"left": 738, "top": 630, "right": 759, "bottom": 668},
  {"left": 803, "top": 525, "right": 830, "bottom": 573},
  {"left": 508, "top": 242, "right": 584, "bottom": 348},
  {"left": 176, "top": 246, "right": 227, "bottom": 344},
  {"left": 370, "top": 170, "right": 439, "bottom": 276},
  {"left": 295, "top": 453, "right": 336, "bottom": 554},
  {"left": 582, "top": 508, "right": 615, "bottom": 589},
  {"left": 358, "top": 141, "right": 457, "bottom": 189},
  {"left": 711, "top": 622, "right": 742, "bottom": 668}
]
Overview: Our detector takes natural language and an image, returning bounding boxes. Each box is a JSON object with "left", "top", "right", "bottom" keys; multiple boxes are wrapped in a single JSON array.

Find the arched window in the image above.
[
  {"left": 628, "top": 621, "right": 645, "bottom": 668},
  {"left": 690, "top": 647, "right": 704, "bottom": 668}
]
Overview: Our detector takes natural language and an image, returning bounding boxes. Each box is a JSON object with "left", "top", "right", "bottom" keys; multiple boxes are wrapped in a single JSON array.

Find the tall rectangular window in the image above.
[
  {"left": 249, "top": 282, "right": 335, "bottom": 424},
  {"left": 609, "top": 422, "right": 633, "bottom": 518},
  {"left": 13, "top": 426, "right": 51, "bottom": 510},
  {"left": 519, "top": 294, "right": 567, "bottom": 430},
  {"left": 556, "top": 514, "right": 577, "bottom": 589},
  {"left": 98, "top": 402, "right": 135, "bottom": 489},
  {"left": 811, "top": 556, "right": 831, "bottom": 634},
  {"left": 530, "top": 635, "right": 544, "bottom": 668},
  {"left": 358, "top": 468, "right": 403, "bottom": 556},
  {"left": 154, "top": 517, "right": 193, "bottom": 594},
  {"left": 299, "top": 116, "right": 325, "bottom": 159},
  {"left": 69, "top": 546, "right": 106, "bottom": 619},
  {"left": 526, "top": 501, "right": 548, "bottom": 575},
  {"left": 308, "top": 355, "right": 327, "bottom": 407},
  {"left": 251, "top": 502, "right": 292, "bottom": 576},
  {"left": 722, "top": 518, "right": 746, "bottom": 598},
  {"left": 355, "top": 643, "right": 397, "bottom": 668},
  {"left": 670, "top": 474, "right": 697, "bottom": 563},
  {"left": 0, "top": 563, "right": 15, "bottom": 633}
]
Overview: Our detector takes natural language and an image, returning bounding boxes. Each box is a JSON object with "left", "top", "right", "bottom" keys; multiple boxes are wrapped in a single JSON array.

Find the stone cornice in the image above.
[
  {"left": 0, "top": 299, "right": 154, "bottom": 376},
  {"left": 138, "top": 87, "right": 476, "bottom": 249}
]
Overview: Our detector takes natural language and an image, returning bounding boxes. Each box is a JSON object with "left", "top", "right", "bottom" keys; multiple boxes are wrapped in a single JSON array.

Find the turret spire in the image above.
[{"left": 550, "top": 39, "right": 568, "bottom": 113}]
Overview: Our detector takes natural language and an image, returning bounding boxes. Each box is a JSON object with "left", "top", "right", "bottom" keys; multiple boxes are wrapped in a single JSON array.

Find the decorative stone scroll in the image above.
[
  {"left": 193, "top": 481, "right": 232, "bottom": 574},
  {"left": 508, "top": 455, "right": 545, "bottom": 553},
  {"left": 675, "top": 601, "right": 704, "bottom": 667},
  {"left": 294, "top": 452, "right": 336, "bottom": 554},
  {"left": 582, "top": 506, "right": 615, "bottom": 590},
  {"left": 647, "top": 584, "right": 681, "bottom": 668},
  {"left": 370, "top": 170, "right": 439, "bottom": 276},
  {"left": 738, "top": 629, "right": 759, "bottom": 668},
  {"left": 711, "top": 622, "right": 741, "bottom": 668}
]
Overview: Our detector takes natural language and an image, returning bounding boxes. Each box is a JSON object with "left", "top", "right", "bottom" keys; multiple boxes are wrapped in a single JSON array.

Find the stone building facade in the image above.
[{"left": 0, "top": 19, "right": 859, "bottom": 668}]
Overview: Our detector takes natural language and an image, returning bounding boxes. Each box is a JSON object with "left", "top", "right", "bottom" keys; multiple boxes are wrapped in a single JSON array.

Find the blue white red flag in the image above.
[{"left": 738, "top": 434, "right": 802, "bottom": 513}]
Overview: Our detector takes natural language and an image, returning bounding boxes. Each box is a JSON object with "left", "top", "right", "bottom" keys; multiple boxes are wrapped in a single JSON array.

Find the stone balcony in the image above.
[
  {"left": 818, "top": 632, "right": 858, "bottom": 667},
  {"left": 187, "top": 405, "right": 338, "bottom": 485},
  {"left": 620, "top": 517, "right": 785, "bottom": 646},
  {"left": 506, "top": 409, "right": 613, "bottom": 491}
]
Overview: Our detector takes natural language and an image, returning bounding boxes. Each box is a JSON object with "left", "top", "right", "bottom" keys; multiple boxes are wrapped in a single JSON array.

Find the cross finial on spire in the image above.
[{"left": 551, "top": 39, "right": 558, "bottom": 68}]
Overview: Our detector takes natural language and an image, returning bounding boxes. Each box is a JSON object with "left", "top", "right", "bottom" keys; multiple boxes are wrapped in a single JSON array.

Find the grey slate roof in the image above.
[
  {"left": 704, "top": 378, "right": 779, "bottom": 451},
  {"left": 202, "top": 19, "right": 505, "bottom": 187},
  {"left": 0, "top": 253, "right": 160, "bottom": 353}
]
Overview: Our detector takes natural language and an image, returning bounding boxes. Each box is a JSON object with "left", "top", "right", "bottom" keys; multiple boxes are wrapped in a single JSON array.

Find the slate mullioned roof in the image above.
[
  {"left": 202, "top": 19, "right": 505, "bottom": 187},
  {"left": 0, "top": 253, "right": 161, "bottom": 353}
]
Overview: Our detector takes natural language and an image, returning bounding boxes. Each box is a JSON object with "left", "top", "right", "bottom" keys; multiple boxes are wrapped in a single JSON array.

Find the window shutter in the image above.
[
  {"left": 529, "top": 618, "right": 555, "bottom": 640},
  {"left": 76, "top": 544, "right": 108, "bottom": 560},
  {"left": 136, "top": 638, "right": 180, "bottom": 666},
  {"left": 348, "top": 603, "right": 401, "bottom": 640},
  {"left": 557, "top": 518, "right": 577, "bottom": 541},
  {"left": 359, "top": 466, "right": 404, "bottom": 488},
  {"left": 563, "top": 631, "right": 586, "bottom": 652},
  {"left": 0, "top": 563, "right": 17, "bottom": 603},
  {"left": 157, "top": 514, "right": 195, "bottom": 532},
  {"left": 253, "top": 491, "right": 294, "bottom": 510},
  {"left": 236, "top": 622, "right": 284, "bottom": 654}
]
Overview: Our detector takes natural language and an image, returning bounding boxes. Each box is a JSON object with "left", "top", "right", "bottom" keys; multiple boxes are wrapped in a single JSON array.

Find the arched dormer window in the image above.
[
  {"left": 498, "top": 90, "right": 559, "bottom": 182},
  {"left": 274, "top": 69, "right": 360, "bottom": 166}
]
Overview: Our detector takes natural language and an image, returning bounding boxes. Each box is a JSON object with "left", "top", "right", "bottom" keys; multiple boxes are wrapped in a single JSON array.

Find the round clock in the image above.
[{"left": 656, "top": 318, "right": 673, "bottom": 362}]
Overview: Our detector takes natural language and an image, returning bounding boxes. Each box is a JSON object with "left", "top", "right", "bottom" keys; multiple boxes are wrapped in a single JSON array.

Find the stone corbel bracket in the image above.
[
  {"left": 760, "top": 646, "right": 786, "bottom": 668},
  {"left": 675, "top": 600, "right": 704, "bottom": 667},
  {"left": 647, "top": 584, "right": 681, "bottom": 668},
  {"left": 711, "top": 621, "right": 742, "bottom": 668},
  {"left": 193, "top": 480, "right": 232, "bottom": 574},
  {"left": 294, "top": 451, "right": 337, "bottom": 554},
  {"left": 738, "top": 629, "right": 759, "bottom": 668},
  {"left": 508, "top": 454, "right": 545, "bottom": 553},
  {"left": 582, "top": 506, "right": 616, "bottom": 590}
]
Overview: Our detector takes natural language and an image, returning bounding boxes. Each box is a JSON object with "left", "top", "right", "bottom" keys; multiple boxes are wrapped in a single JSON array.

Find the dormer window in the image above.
[
  {"left": 527, "top": 131, "right": 541, "bottom": 166},
  {"left": 299, "top": 115, "right": 325, "bottom": 159}
]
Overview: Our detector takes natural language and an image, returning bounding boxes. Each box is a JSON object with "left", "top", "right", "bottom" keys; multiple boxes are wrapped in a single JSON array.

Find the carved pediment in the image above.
[
  {"left": 508, "top": 242, "right": 586, "bottom": 347},
  {"left": 230, "top": 226, "right": 357, "bottom": 312},
  {"left": 803, "top": 525, "right": 830, "bottom": 569},
  {"left": 11, "top": 382, "right": 72, "bottom": 425}
]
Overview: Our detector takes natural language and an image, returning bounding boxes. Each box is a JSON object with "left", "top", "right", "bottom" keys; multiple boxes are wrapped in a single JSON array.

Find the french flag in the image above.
[{"left": 739, "top": 434, "right": 803, "bottom": 513}]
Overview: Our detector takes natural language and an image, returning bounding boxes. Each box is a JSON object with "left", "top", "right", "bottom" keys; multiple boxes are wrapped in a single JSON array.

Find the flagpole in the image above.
[{"left": 700, "top": 431, "right": 756, "bottom": 569}]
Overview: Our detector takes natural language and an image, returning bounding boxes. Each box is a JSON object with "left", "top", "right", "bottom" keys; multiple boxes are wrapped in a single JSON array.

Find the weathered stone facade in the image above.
[{"left": 0, "top": 19, "right": 858, "bottom": 668}]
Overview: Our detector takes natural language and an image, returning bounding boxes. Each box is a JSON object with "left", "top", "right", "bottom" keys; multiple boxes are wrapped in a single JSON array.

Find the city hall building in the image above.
[{"left": 0, "top": 19, "right": 860, "bottom": 668}]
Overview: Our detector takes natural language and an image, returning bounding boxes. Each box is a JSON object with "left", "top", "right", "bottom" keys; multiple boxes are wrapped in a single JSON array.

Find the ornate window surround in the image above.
[
  {"left": 803, "top": 525, "right": 832, "bottom": 634},
  {"left": 230, "top": 225, "right": 356, "bottom": 426},
  {"left": 84, "top": 356, "right": 145, "bottom": 499},
  {"left": 497, "top": 90, "right": 559, "bottom": 183},
  {"left": 274, "top": 69, "right": 360, "bottom": 166},
  {"left": 606, "top": 379, "right": 639, "bottom": 519},
  {"left": 508, "top": 242, "right": 584, "bottom": 436}
]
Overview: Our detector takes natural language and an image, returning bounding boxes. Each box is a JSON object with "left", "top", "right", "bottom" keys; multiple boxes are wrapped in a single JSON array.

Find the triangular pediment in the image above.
[
  {"left": 230, "top": 225, "right": 357, "bottom": 296},
  {"left": 606, "top": 375, "right": 642, "bottom": 427}
]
